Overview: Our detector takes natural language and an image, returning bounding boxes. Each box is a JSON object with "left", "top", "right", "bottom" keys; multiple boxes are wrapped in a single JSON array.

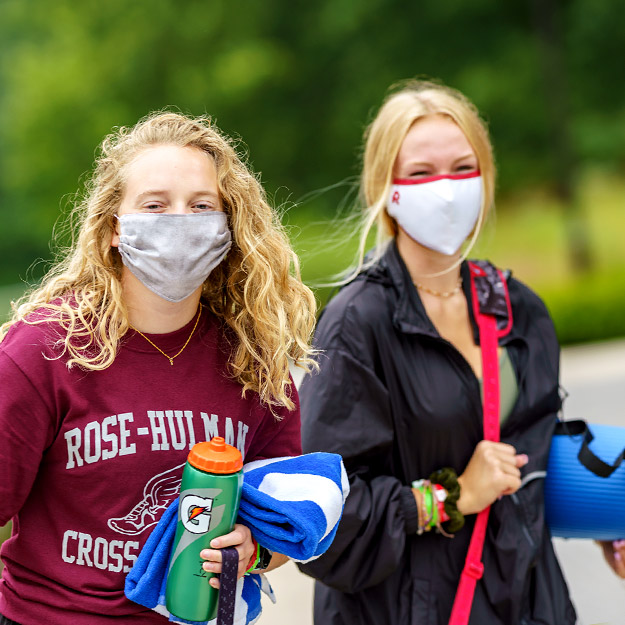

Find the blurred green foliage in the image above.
[
  {"left": 0, "top": 0, "right": 624, "bottom": 341},
  {"left": 544, "top": 268, "right": 625, "bottom": 345}
]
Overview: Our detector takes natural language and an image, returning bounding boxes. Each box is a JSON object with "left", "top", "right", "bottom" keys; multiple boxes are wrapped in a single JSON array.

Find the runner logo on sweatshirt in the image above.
[{"left": 107, "top": 464, "right": 183, "bottom": 536}]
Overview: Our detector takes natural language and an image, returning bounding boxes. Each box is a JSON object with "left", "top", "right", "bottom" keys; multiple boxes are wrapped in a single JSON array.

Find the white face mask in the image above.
[
  {"left": 115, "top": 212, "right": 232, "bottom": 302},
  {"left": 387, "top": 172, "right": 483, "bottom": 255}
]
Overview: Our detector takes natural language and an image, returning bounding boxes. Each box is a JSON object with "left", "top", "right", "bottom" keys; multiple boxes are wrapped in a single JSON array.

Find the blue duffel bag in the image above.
[{"left": 545, "top": 420, "right": 625, "bottom": 540}]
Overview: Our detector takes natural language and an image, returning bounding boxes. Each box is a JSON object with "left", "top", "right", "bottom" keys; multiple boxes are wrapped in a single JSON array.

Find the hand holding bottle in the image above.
[{"left": 200, "top": 523, "right": 256, "bottom": 588}]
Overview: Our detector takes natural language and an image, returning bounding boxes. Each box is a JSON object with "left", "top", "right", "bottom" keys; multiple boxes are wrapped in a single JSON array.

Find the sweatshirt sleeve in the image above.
[
  {"left": 297, "top": 322, "right": 419, "bottom": 592},
  {"left": 243, "top": 377, "right": 303, "bottom": 463},
  {"left": 0, "top": 351, "right": 56, "bottom": 526}
]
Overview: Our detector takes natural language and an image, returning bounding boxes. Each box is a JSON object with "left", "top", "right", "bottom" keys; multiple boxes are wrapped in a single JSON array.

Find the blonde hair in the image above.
[
  {"left": 1, "top": 112, "right": 317, "bottom": 410},
  {"left": 352, "top": 79, "right": 495, "bottom": 275}
]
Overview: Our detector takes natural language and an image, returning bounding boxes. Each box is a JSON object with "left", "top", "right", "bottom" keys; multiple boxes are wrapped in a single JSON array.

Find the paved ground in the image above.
[{"left": 266, "top": 340, "right": 625, "bottom": 625}]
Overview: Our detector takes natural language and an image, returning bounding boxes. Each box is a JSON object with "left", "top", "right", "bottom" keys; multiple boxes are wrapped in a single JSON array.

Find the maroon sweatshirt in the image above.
[{"left": 0, "top": 310, "right": 301, "bottom": 624}]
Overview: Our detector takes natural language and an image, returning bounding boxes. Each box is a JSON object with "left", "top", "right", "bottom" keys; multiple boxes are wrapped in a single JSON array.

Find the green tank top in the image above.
[{"left": 478, "top": 347, "right": 518, "bottom": 424}]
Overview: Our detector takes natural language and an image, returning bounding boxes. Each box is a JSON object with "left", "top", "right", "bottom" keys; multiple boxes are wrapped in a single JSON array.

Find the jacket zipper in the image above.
[{"left": 510, "top": 493, "right": 536, "bottom": 550}]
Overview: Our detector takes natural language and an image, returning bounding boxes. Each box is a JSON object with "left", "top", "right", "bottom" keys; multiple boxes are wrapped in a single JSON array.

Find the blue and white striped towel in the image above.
[
  {"left": 238, "top": 453, "right": 349, "bottom": 563},
  {"left": 125, "top": 452, "right": 349, "bottom": 625}
]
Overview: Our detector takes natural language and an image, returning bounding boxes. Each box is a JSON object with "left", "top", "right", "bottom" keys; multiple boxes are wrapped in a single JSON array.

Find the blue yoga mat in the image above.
[{"left": 545, "top": 422, "right": 625, "bottom": 540}]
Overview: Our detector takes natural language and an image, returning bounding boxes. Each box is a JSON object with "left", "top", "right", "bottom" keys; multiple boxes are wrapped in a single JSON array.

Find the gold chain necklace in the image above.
[
  {"left": 414, "top": 277, "right": 463, "bottom": 298},
  {"left": 130, "top": 306, "right": 202, "bottom": 366}
]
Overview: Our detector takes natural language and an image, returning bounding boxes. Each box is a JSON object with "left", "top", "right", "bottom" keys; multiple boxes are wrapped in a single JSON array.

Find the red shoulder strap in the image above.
[{"left": 448, "top": 265, "right": 502, "bottom": 625}]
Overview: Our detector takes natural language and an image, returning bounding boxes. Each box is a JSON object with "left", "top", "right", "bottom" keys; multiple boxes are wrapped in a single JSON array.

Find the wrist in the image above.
[
  {"left": 456, "top": 474, "right": 485, "bottom": 516},
  {"left": 245, "top": 539, "right": 260, "bottom": 573},
  {"left": 456, "top": 474, "right": 471, "bottom": 515},
  {"left": 255, "top": 545, "right": 273, "bottom": 571},
  {"left": 245, "top": 539, "right": 273, "bottom": 573},
  {"left": 411, "top": 479, "right": 452, "bottom": 536}
]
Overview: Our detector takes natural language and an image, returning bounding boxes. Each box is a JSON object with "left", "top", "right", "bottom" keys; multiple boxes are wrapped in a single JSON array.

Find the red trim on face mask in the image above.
[{"left": 392, "top": 170, "right": 481, "bottom": 185}]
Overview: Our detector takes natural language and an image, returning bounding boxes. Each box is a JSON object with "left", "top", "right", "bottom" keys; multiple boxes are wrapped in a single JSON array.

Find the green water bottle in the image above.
[{"left": 165, "top": 437, "right": 243, "bottom": 622}]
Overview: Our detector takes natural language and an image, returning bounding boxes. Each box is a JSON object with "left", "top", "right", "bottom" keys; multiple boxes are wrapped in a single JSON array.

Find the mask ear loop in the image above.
[{"left": 409, "top": 179, "right": 487, "bottom": 279}]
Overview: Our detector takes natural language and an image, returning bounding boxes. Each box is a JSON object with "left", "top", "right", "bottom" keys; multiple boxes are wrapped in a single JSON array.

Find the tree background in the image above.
[{"left": 1, "top": 0, "right": 624, "bottom": 343}]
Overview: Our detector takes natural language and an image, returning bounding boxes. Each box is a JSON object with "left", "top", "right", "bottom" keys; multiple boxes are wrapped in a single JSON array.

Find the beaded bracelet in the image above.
[
  {"left": 412, "top": 479, "right": 453, "bottom": 537},
  {"left": 412, "top": 468, "right": 465, "bottom": 536},
  {"left": 411, "top": 479, "right": 432, "bottom": 534}
]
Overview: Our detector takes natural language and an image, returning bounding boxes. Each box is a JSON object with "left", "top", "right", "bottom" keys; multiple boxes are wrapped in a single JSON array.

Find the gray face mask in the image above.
[{"left": 115, "top": 212, "right": 232, "bottom": 303}]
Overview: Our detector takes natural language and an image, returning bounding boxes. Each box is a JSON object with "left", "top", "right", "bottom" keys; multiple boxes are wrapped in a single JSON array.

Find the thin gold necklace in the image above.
[
  {"left": 130, "top": 306, "right": 202, "bottom": 366},
  {"left": 414, "top": 277, "right": 463, "bottom": 298}
]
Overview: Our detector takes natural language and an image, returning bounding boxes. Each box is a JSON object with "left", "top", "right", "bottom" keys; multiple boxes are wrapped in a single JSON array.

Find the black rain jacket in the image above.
[{"left": 298, "top": 242, "right": 576, "bottom": 625}]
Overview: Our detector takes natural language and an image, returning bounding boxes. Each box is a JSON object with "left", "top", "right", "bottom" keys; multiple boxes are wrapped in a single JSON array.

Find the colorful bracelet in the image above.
[
  {"left": 432, "top": 483, "right": 450, "bottom": 524},
  {"left": 411, "top": 479, "right": 435, "bottom": 535},
  {"left": 244, "top": 538, "right": 260, "bottom": 574},
  {"left": 412, "top": 469, "right": 464, "bottom": 536}
]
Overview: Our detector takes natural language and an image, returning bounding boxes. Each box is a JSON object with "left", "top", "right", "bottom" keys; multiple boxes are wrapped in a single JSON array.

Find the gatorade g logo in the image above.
[{"left": 180, "top": 495, "right": 214, "bottom": 534}]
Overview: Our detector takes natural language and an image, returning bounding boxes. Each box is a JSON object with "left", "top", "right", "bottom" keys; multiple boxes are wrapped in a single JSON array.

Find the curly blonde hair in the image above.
[{"left": 1, "top": 112, "right": 317, "bottom": 410}]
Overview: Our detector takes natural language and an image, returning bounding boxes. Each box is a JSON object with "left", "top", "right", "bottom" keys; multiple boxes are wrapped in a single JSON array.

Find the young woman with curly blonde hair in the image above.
[{"left": 0, "top": 111, "right": 316, "bottom": 624}]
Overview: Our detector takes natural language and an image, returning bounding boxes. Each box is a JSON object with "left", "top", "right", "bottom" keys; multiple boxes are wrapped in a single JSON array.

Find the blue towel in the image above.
[
  {"left": 238, "top": 453, "right": 349, "bottom": 562},
  {"left": 125, "top": 452, "right": 348, "bottom": 624}
]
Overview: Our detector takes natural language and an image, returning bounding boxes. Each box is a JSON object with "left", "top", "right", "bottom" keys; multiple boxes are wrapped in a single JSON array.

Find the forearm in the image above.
[{"left": 255, "top": 552, "right": 289, "bottom": 573}]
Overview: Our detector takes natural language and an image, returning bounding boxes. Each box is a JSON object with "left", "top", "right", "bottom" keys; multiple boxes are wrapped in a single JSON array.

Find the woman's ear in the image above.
[{"left": 111, "top": 216, "right": 120, "bottom": 248}]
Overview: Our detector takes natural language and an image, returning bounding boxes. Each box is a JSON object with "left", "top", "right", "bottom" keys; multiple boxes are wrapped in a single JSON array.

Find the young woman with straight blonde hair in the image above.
[
  {"left": 297, "top": 80, "right": 577, "bottom": 624},
  {"left": 0, "top": 112, "right": 316, "bottom": 624}
]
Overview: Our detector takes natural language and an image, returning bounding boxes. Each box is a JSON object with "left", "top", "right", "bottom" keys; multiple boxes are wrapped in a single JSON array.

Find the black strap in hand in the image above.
[
  {"left": 216, "top": 546, "right": 239, "bottom": 625},
  {"left": 555, "top": 419, "right": 625, "bottom": 478}
]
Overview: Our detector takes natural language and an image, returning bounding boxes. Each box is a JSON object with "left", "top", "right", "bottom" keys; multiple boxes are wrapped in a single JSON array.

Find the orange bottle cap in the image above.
[{"left": 187, "top": 437, "right": 243, "bottom": 474}]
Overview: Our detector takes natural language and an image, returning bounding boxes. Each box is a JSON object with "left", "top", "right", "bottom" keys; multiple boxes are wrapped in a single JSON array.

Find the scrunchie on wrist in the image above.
[{"left": 429, "top": 467, "right": 465, "bottom": 533}]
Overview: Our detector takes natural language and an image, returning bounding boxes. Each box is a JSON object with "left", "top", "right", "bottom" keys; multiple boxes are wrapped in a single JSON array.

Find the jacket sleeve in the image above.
[
  {"left": 0, "top": 351, "right": 55, "bottom": 526},
  {"left": 297, "top": 330, "right": 419, "bottom": 592}
]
